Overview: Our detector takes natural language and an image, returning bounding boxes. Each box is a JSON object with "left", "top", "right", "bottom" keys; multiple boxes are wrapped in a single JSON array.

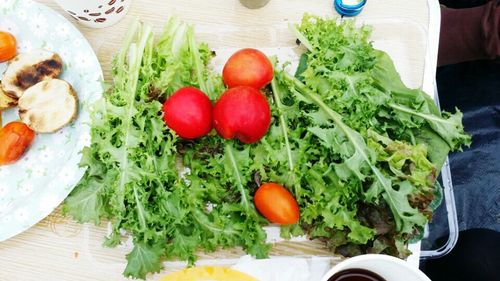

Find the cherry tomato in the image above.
[
  {"left": 0, "top": 31, "right": 17, "bottom": 62},
  {"left": 162, "top": 87, "right": 213, "bottom": 139},
  {"left": 222, "top": 48, "right": 273, "bottom": 89},
  {"left": 0, "top": 121, "right": 35, "bottom": 166},
  {"left": 254, "top": 183, "right": 300, "bottom": 225},
  {"left": 213, "top": 86, "right": 271, "bottom": 144}
]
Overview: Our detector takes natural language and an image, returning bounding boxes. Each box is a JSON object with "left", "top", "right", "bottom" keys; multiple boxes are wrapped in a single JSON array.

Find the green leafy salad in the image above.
[{"left": 64, "top": 15, "right": 470, "bottom": 279}]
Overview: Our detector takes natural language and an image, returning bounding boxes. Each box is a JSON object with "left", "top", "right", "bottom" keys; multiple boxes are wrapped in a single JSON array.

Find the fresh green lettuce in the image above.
[
  {"left": 64, "top": 19, "right": 267, "bottom": 279},
  {"left": 64, "top": 15, "right": 470, "bottom": 279},
  {"left": 274, "top": 14, "right": 470, "bottom": 256}
]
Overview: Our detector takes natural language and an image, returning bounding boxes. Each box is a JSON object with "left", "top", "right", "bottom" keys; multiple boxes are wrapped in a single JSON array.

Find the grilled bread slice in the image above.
[
  {"left": 0, "top": 84, "right": 17, "bottom": 110},
  {"left": 1, "top": 50, "right": 62, "bottom": 98},
  {"left": 18, "top": 79, "right": 78, "bottom": 133}
]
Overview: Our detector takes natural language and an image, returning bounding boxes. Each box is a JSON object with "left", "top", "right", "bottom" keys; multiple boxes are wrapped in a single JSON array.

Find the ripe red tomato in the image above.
[
  {"left": 0, "top": 121, "right": 35, "bottom": 166},
  {"left": 222, "top": 48, "right": 273, "bottom": 89},
  {"left": 162, "top": 87, "right": 213, "bottom": 139},
  {"left": 254, "top": 183, "right": 300, "bottom": 225},
  {"left": 213, "top": 86, "right": 271, "bottom": 144},
  {"left": 0, "top": 31, "right": 17, "bottom": 62}
]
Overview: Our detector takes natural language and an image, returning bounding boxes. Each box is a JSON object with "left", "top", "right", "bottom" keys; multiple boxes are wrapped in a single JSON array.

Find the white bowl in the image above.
[{"left": 320, "top": 254, "right": 431, "bottom": 281}]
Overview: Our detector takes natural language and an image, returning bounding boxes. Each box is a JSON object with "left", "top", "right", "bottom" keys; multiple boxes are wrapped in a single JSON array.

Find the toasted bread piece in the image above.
[
  {"left": 1, "top": 50, "right": 62, "bottom": 98},
  {"left": 18, "top": 79, "right": 78, "bottom": 133},
  {"left": 0, "top": 84, "right": 17, "bottom": 110}
]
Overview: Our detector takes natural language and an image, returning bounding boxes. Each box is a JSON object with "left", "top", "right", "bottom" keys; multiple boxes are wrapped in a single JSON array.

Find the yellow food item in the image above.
[{"left": 158, "top": 266, "right": 257, "bottom": 281}]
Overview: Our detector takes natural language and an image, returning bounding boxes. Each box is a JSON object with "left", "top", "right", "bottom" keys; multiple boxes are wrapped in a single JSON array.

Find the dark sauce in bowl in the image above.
[{"left": 327, "top": 268, "right": 386, "bottom": 281}]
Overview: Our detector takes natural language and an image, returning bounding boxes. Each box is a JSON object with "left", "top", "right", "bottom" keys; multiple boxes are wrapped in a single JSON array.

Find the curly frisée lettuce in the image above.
[
  {"left": 64, "top": 19, "right": 267, "bottom": 279},
  {"left": 64, "top": 15, "right": 471, "bottom": 279},
  {"left": 277, "top": 14, "right": 470, "bottom": 256}
]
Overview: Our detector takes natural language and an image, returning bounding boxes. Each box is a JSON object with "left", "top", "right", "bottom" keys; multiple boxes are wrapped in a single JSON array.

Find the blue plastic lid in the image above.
[{"left": 334, "top": 0, "right": 367, "bottom": 17}]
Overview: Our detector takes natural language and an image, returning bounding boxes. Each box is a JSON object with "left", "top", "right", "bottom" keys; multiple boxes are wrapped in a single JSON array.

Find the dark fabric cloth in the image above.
[
  {"left": 440, "top": 0, "right": 488, "bottom": 9},
  {"left": 483, "top": 0, "right": 500, "bottom": 58},
  {"left": 421, "top": 61, "right": 500, "bottom": 251},
  {"left": 436, "top": 61, "right": 500, "bottom": 233},
  {"left": 423, "top": 1, "right": 500, "bottom": 280},
  {"left": 422, "top": 229, "right": 500, "bottom": 281},
  {"left": 438, "top": 0, "right": 500, "bottom": 66},
  {"left": 435, "top": 0, "right": 500, "bottom": 235}
]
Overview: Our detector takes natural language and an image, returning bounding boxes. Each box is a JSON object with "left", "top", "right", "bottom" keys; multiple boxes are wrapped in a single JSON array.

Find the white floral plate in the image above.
[{"left": 0, "top": 0, "right": 102, "bottom": 241}]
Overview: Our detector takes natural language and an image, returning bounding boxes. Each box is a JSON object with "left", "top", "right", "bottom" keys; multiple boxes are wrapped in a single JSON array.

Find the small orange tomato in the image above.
[
  {"left": 0, "top": 121, "right": 35, "bottom": 166},
  {"left": 254, "top": 183, "right": 300, "bottom": 225},
  {"left": 0, "top": 31, "right": 17, "bottom": 62}
]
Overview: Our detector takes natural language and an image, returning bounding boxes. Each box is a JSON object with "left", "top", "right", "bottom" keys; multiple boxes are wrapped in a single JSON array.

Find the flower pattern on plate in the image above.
[
  {"left": 0, "top": 0, "right": 103, "bottom": 241},
  {"left": 28, "top": 13, "right": 48, "bottom": 38}
]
